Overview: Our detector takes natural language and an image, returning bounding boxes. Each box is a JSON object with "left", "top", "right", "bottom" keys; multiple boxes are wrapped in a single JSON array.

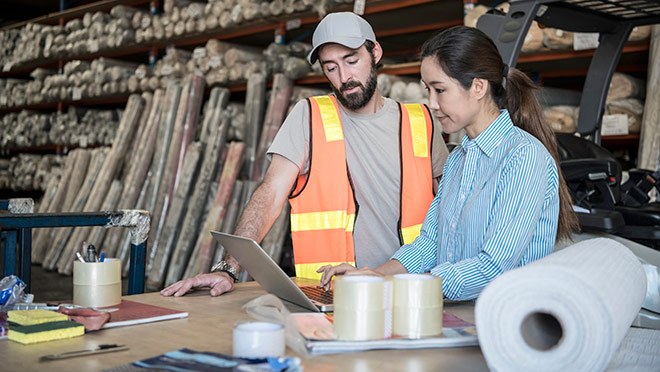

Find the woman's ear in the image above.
[{"left": 470, "top": 77, "right": 490, "bottom": 100}]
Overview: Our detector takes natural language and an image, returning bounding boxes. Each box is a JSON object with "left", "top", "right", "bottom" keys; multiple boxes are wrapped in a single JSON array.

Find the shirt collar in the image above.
[{"left": 460, "top": 110, "right": 513, "bottom": 158}]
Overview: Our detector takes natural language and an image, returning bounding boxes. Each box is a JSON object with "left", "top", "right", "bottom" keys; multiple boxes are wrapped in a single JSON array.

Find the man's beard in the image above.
[{"left": 331, "top": 61, "right": 378, "bottom": 111}]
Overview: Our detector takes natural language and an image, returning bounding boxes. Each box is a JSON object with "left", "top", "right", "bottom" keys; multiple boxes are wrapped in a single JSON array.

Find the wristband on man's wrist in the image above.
[{"left": 210, "top": 260, "right": 239, "bottom": 283}]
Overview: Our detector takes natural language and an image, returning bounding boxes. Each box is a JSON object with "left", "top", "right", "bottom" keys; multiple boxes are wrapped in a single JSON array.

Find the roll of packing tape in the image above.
[
  {"left": 392, "top": 274, "right": 443, "bottom": 338},
  {"left": 232, "top": 321, "right": 285, "bottom": 359},
  {"left": 333, "top": 276, "right": 389, "bottom": 340},
  {"left": 73, "top": 258, "right": 121, "bottom": 308}
]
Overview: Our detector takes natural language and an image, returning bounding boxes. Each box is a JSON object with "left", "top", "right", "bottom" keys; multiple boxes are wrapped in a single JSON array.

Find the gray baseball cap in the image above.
[{"left": 307, "top": 12, "right": 376, "bottom": 64}]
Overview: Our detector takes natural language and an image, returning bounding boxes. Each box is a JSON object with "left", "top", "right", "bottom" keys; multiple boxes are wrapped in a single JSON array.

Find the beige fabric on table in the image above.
[{"left": 475, "top": 238, "right": 648, "bottom": 372}]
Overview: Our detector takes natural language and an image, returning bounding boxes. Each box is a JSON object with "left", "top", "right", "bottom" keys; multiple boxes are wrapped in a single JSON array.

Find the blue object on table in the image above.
[
  {"left": 99, "top": 253, "right": 105, "bottom": 263},
  {"left": 131, "top": 348, "right": 302, "bottom": 372}
]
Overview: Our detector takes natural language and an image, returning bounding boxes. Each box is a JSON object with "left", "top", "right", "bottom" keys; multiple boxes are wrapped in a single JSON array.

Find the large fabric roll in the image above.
[
  {"left": 543, "top": 105, "right": 578, "bottom": 133},
  {"left": 475, "top": 238, "right": 647, "bottom": 372}
]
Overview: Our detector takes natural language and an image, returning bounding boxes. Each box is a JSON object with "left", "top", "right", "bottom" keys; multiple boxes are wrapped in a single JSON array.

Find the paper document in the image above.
[{"left": 292, "top": 311, "right": 478, "bottom": 355}]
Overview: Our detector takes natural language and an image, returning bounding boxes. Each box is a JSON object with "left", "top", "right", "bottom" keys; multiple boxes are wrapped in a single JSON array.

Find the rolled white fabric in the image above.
[{"left": 476, "top": 238, "right": 646, "bottom": 372}]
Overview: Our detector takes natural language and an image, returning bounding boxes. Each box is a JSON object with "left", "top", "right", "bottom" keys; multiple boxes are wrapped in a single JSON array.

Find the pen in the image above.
[
  {"left": 40, "top": 344, "right": 129, "bottom": 361},
  {"left": 76, "top": 251, "right": 86, "bottom": 263},
  {"left": 99, "top": 252, "right": 105, "bottom": 263}
]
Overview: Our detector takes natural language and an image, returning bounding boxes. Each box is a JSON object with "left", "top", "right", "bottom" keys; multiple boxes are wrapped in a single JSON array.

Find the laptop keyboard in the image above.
[{"left": 300, "top": 286, "right": 333, "bottom": 305}]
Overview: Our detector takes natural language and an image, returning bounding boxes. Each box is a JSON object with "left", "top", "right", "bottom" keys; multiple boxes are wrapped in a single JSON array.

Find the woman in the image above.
[{"left": 318, "top": 25, "right": 578, "bottom": 300}]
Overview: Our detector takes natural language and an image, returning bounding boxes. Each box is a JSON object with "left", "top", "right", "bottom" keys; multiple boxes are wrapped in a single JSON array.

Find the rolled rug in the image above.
[
  {"left": 543, "top": 105, "right": 577, "bottom": 133},
  {"left": 475, "top": 238, "right": 647, "bottom": 372}
]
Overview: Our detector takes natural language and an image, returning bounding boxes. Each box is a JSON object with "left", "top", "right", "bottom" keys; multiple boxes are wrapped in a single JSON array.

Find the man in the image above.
[{"left": 161, "top": 12, "right": 449, "bottom": 297}]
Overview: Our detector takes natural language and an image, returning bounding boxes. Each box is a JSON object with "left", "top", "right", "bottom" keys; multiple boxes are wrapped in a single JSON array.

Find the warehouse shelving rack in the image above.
[
  {"left": 0, "top": 0, "right": 653, "bottom": 156},
  {"left": 477, "top": 0, "right": 660, "bottom": 144}
]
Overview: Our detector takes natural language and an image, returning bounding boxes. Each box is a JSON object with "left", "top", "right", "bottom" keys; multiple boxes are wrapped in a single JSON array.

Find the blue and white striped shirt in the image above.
[{"left": 392, "top": 110, "right": 559, "bottom": 300}]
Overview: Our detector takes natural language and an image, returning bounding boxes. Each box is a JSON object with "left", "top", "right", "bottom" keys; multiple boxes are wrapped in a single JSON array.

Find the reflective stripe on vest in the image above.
[
  {"left": 290, "top": 210, "right": 355, "bottom": 232},
  {"left": 289, "top": 96, "right": 357, "bottom": 279},
  {"left": 399, "top": 103, "right": 434, "bottom": 245}
]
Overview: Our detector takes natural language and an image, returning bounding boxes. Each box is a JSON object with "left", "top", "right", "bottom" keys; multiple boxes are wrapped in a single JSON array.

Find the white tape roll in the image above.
[
  {"left": 233, "top": 321, "right": 285, "bottom": 359},
  {"left": 333, "top": 276, "right": 389, "bottom": 340},
  {"left": 392, "top": 274, "right": 443, "bottom": 338},
  {"left": 73, "top": 258, "right": 121, "bottom": 308},
  {"left": 476, "top": 238, "right": 647, "bottom": 372}
]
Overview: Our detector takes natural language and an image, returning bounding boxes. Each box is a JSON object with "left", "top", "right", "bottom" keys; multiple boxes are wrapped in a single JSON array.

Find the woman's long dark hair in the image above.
[{"left": 420, "top": 25, "right": 578, "bottom": 241}]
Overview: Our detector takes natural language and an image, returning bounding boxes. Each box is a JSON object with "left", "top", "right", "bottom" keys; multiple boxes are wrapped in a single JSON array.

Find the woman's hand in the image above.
[
  {"left": 345, "top": 267, "right": 383, "bottom": 278},
  {"left": 316, "top": 263, "right": 358, "bottom": 290}
]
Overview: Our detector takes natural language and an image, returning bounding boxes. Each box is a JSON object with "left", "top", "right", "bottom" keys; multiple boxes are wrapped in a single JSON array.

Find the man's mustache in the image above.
[{"left": 341, "top": 80, "right": 363, "bottom": 92}]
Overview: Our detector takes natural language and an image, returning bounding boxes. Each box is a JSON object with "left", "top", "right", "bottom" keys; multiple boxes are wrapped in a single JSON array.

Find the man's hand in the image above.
[
  {"left": 317, "top": 263, "right": 358, "bottom": 290},
  {"left": 160, "top": 272, "right": 235, "bottom": 297}
]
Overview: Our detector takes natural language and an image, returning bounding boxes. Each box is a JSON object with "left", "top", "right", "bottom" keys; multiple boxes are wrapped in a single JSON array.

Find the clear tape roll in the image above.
[
  {"left": 333, "top": 275, "right": 386, "bottom": 310},
  {"left": 392, "top": 274, "right": 443, "bottom": 338},
  {"left": 333, "top": 276, "right": 388, "bottom": 340},
  {"left": 73, "top": 259, "right": 121, "bottom": 308},
  {"left": 233, "top": 321, "right": 285, "bottom": 358}
]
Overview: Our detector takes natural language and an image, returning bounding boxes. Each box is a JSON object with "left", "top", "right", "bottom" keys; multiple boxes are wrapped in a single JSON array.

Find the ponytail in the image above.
[
  {"left": 505, "top": 68, "right": 579, "bottom": 241},
  {"left": 421, "top": 25, "right": 579, "bottom": 240}
]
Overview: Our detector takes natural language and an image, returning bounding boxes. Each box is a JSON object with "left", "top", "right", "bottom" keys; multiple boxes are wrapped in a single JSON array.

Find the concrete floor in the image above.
[{"left": 29, "top": 263, "right": 75, "bottom": 302}]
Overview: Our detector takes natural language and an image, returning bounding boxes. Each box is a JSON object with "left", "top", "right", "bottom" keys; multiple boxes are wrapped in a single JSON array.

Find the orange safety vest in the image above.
[{"left": 288, "top": 95, "right": 434, "bottom": 280}]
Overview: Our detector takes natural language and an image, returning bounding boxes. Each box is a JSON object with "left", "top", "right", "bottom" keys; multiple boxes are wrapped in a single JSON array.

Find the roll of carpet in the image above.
[
  {"left": 606, "top": 98, "right": 644, "bottom": 133},
  {"left": 542, "top": 28, "right": 573, "bottom": 50},
  {"left": 522, "top": 21, "right": 546, "bottom": 54},
  {"left": 475, "top": 238, "right": 647, "bottom": 372},
  {"left": 629, "top": 25, "right": 652, "bottom": 42},
  {"left": 607, "top": 72, "right": 646, "bottom": 101},
  {"left": 543, "top": 105, "right": 578, "bottom": 133}
]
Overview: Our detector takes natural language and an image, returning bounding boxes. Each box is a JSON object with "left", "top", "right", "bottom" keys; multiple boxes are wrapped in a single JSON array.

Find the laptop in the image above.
[{"left": 210, "top": 231, "right": 333, "bottom": 312}]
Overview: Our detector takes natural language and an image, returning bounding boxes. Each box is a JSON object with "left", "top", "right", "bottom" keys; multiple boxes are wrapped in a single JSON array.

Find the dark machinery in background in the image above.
[{"left": 477, "top": 0, "right": 660, "bottom": 249}]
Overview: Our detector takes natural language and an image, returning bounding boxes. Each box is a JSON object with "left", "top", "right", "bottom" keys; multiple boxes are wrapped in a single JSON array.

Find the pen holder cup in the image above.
[{"left": 73, "top": 258, "right": 122, "bottom": 308}]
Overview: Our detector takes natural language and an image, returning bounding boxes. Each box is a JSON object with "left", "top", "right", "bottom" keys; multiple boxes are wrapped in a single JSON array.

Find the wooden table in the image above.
[{"left": 1, "top": 282, "right": 489, "bottom": 371}]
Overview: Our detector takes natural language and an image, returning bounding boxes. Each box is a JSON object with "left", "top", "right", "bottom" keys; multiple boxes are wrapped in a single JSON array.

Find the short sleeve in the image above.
[{"left": 267, "top": 99, "right": 311, "bottom": 174}]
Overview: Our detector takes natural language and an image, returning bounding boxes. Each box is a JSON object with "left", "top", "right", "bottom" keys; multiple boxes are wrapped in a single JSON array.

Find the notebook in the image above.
[{"left": 210, "top": 231, "right": 333, "bottom": 312}]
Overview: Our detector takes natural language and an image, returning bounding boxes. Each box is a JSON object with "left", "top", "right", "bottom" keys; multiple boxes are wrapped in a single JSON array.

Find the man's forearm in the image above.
[
  {"left": 217, "top": 154, "right": 300, "bottom": 273},
  {"left": 223, "top": 182, "right": 287, "bottom": 271}
]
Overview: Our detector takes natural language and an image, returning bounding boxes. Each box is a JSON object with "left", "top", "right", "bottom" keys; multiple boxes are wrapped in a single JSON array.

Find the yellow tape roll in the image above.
[
  {"left": 333, "top": 276, "right": 388, "bottom": 340},
  {"left": 392, "top": 274, "right": 443, "bottom": 338},
  {"left": 73, "top": 259, "right": 122, "bottom": 308}
]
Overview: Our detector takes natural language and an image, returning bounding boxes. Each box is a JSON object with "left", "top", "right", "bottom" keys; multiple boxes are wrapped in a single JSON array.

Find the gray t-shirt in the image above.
[{"left": 268, "top": 96, "right": 449, "bottom": 269}]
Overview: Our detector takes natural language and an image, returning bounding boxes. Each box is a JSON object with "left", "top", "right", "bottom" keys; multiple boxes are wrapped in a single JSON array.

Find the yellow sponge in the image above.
[
  {"left": 7, "top": 309, "right": 68, "bottom": 325},
  {"left": 8, "top": 321, "right": 84, "bottom": 344}
]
